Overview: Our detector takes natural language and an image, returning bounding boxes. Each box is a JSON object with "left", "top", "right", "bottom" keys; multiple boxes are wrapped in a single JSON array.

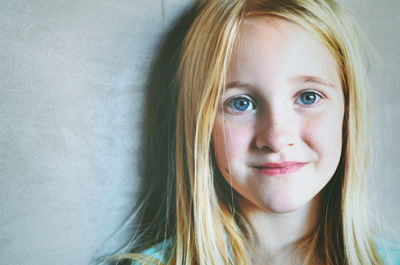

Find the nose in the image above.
[{"left": 254, "top": 111, "right": 296, "bottom": 153}]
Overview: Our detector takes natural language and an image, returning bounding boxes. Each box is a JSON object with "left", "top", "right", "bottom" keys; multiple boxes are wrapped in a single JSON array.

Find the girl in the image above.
[{"left": 108, "top": 0, "right": 400, "bottom": 264}]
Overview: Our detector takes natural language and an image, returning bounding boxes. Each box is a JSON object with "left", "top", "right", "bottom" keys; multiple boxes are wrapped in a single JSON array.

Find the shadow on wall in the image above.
[
  {"left": 136, "top": 4, "right": 198, "bottom": 247},
  {"left": 95, "top": 4, "right": 197, "bottom": 264}
]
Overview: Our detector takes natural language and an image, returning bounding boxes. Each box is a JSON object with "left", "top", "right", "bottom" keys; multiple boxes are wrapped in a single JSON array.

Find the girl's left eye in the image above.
[
  {"left": 295, "top": 91, "right": 322, "bottom": 106},
  {"left": 225, "top": 96, "right": 255, "bottom": 112}
]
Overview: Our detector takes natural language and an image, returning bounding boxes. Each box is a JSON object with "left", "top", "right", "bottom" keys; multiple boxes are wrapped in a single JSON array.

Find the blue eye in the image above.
[
  {"left": 226, "top": 96, "right": 255, "bottom": 112},
  {"left": 296, "top": 91, "right": 321, "bottom": 105}
]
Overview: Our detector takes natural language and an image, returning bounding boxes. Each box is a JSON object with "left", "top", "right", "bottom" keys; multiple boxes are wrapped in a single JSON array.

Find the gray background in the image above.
[{"left": 0, "top": 0, "right": 398, "bottom": 264}]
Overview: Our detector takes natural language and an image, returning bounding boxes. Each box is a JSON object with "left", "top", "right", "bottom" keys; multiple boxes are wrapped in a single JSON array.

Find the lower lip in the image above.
[{"left": 254, "top": 163, "right": 306, "bottom": 176}]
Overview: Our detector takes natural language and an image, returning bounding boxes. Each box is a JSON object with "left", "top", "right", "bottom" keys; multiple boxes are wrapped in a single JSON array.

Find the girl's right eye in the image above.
[{"left": 225, "top": 96, "right": 255, "bottom": 112}]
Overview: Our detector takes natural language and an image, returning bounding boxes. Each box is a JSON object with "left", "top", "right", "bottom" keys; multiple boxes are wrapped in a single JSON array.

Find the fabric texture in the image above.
[
  {"left": 376, "top": 238, "right": 400, "bottom": 265},
  {"left": 131, "top": 239, "right": 172, "bottom": 265},
  {"left": 132, "top": 237, "right": 400, "bottom": 264}
]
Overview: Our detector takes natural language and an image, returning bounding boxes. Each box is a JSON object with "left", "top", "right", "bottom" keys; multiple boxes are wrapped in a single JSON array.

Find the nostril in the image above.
[
  {"left": 260, "top": 144, "right": 271, "bottom": 151},
  {"left": 255, "top": 125, "right": 296, "bottom": 152}
]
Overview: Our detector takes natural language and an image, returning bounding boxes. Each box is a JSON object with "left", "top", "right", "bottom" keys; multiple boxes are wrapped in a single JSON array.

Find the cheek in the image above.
[
  {"left": 304, "top": 109, "right": 344, "bottom": 170},
  {"left": 212, "top": 122, "right": 227, "bottom": 173},
  {"left": 212, "top": 119, "right": 253, "bottom": 174}
]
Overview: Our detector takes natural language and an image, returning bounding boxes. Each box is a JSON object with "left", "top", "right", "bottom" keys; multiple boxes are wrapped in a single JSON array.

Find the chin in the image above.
[
  {"left": 261, "top": 194, "right": 316, "bottom": 214},
  {"left": 266, "top": 202, "right": 307, "bottom": 214}
]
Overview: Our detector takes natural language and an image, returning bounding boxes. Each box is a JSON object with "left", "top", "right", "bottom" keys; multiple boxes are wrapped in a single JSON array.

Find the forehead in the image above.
[{"left": 228, "top": 16, "right": 340, "bottom": 88}]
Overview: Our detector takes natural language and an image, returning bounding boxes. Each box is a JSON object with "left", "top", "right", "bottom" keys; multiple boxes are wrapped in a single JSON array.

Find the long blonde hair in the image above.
[
  {"left": 172, "top": 0, "right": 383, "bottom": 264},
  {"left": 102, "top": 0, "right": 382, "bottom": 264}
]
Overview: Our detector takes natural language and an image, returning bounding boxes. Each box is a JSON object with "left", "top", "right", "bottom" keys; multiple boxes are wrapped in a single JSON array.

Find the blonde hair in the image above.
[
  {"left": 115, "top": 0, "right": 383, "bottom": 264},
  {"left": 173, "top": 0, "right": 383, "bottom": 264}
]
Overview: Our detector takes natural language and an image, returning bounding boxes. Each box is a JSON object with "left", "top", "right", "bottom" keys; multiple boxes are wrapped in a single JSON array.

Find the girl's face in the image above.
[{"left": 212, "top": 17, "right": 344, "bottom": 214}]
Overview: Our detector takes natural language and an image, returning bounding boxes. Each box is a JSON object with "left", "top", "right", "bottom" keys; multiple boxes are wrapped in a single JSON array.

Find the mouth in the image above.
[{"left": 253, "top": 162, "right": 306, "bottom": 176}]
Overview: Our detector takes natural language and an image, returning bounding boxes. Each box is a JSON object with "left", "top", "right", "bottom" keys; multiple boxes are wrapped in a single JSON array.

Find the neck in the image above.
[{"left": 239, "top": 196, "right": 321, "bottom": 264}]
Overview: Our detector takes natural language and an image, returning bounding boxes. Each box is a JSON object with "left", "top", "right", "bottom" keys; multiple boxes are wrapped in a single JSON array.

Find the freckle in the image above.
[{"left": 225, "top": 168, "right": 230, "bottom": 174}]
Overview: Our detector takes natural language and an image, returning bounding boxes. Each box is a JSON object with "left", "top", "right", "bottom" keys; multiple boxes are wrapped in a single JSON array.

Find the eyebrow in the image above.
[
  {"left": 225, "top": 81, "right": 254, "bottom": 89},
  {"left": 226, "top": 75, "right": 337, "bottom": 90},
  {"left": 290, "top": 75, "right": 337, "bottom": 88}
]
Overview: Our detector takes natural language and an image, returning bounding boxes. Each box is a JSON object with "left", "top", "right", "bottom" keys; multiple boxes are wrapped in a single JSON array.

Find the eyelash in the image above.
[
  {"left": 224, "top": 90, "right": 324, "bottom": 113},
  {"left": 224, "top": 95, "right": 256, "bottom": 113},
  {"left": 294, "top": 90, "right": 324, "bottom": 106}
]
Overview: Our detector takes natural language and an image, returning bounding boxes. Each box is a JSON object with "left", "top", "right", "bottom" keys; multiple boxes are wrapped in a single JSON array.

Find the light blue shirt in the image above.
[
  {"left": 376, "top": 238, "right": 400, "bottom": 265},
  {"left": 131, "top": 239, "right": 171, "bottom": 265},
  {"left": 132, "top": 238, "right": 400, "bottom": 264}
]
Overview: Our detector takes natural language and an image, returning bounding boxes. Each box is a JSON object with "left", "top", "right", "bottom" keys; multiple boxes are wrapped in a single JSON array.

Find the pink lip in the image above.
[{"left": 253, "top": 162, "right": 306, "bottom": 176}]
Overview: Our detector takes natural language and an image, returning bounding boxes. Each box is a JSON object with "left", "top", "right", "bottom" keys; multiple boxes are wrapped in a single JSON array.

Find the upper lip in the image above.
[{"left": 253, "top": 162, "right": 306, "bottom": 168}]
